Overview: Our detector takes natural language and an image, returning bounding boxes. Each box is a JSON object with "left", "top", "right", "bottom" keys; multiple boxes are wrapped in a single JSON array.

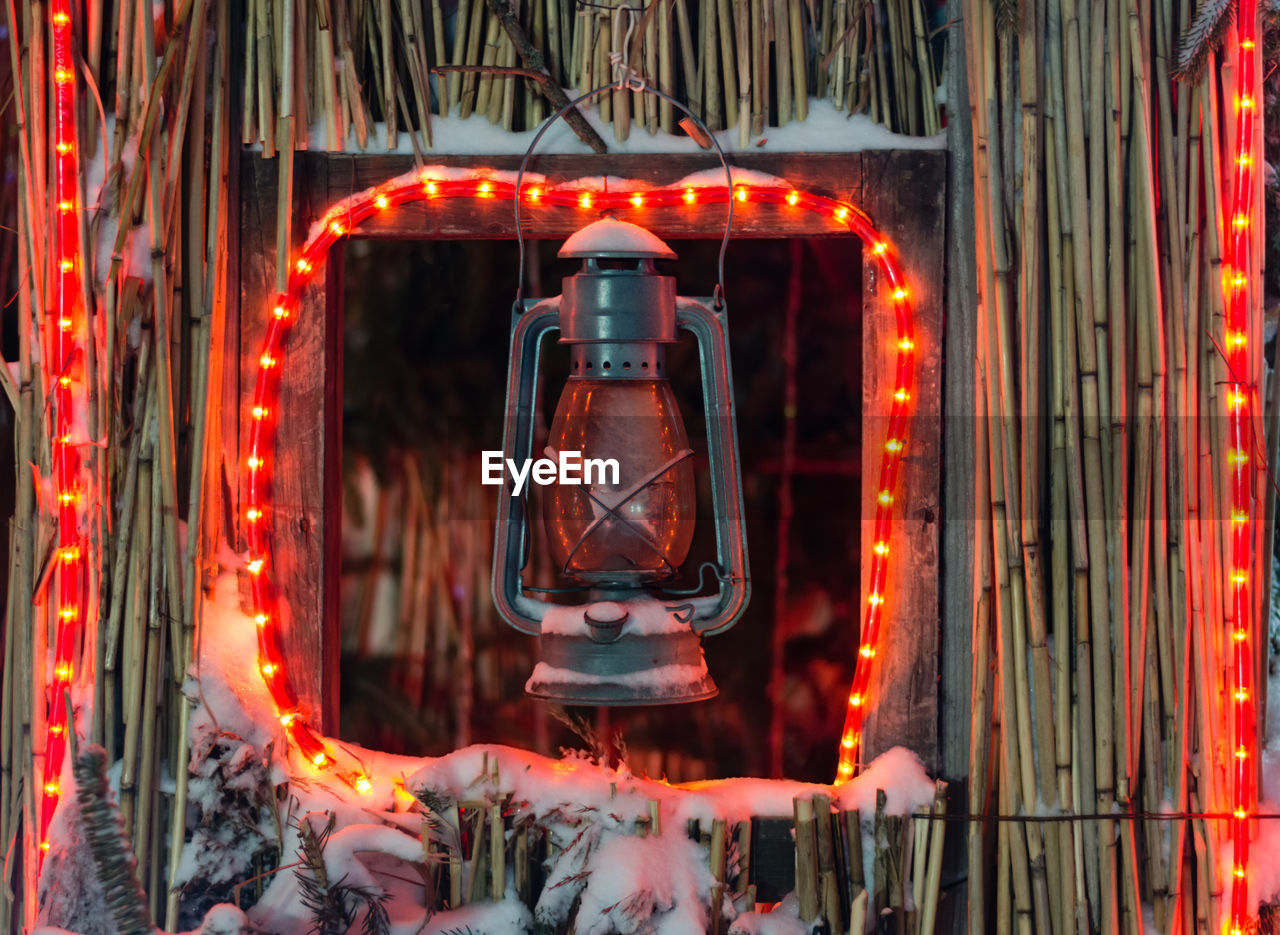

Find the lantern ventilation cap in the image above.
[{"left": 559, "top": 217, "right": 677, "bottom": 261}]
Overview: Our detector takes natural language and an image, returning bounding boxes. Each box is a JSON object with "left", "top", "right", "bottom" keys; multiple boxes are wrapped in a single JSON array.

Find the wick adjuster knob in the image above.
[{"left": 583, "top": 602, "right": 629, "bottom": 643}]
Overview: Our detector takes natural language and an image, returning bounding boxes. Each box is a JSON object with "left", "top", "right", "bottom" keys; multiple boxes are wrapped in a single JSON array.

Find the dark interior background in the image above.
[{"left": 338, "top": 234, "right": 863, "bottom": 783}]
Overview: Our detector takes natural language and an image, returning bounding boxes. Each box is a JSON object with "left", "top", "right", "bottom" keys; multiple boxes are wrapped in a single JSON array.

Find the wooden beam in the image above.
[
  {"left": 305, "top": 152, "right": 869, "bottom": 239},
  {"left": 237, "top": 154, "right": 340, "bottom": 730},
  {"left": 858, "top": 149, "right": 945, "bottom": 773}
]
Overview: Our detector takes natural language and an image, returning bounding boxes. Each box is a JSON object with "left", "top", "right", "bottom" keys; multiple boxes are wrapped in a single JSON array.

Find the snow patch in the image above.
[
  {"left": 526, "top": 661, "right": 711, "bottom": 695},
  {"left": 298, "top": 96, "right": 944, "bottom": 157},
  {"left": 176, "top": 572, "right": 939, "bottom": 934},
  {"left": 541, "top": 597, "right": 703, "bottom": 637}
]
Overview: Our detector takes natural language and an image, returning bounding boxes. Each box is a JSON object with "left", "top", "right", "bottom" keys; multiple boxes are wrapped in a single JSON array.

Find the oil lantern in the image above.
[{"left": 492, "top": 216, "right": 750, "bottom": 705}]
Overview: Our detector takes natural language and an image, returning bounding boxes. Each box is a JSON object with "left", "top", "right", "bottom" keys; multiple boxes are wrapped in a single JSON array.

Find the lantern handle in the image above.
[
  {"left": 492, "top": 298, "right": 562, "bottom": 635},
  {"left": 675, "top": 296, "right": 751, "bottom": 636},
  {"left": 514, "top": 83, "right": 734, "bottom": 314}
]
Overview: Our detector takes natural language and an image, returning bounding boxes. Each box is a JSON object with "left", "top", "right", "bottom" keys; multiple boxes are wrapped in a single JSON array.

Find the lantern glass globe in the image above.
[{"left": 544, "top": 378, "right": 696, "bottom": 584}]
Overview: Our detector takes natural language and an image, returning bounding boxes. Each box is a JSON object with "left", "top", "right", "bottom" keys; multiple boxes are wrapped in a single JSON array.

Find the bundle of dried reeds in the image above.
[
  {"left": 963, "top": 0, "right": 1268, "bottom": 927},
  {"left": 233, "top": 0, "right": 941, "bottom": 156},
  {"left": 1, "top": 0, "right": 233, "bottom": 927}
]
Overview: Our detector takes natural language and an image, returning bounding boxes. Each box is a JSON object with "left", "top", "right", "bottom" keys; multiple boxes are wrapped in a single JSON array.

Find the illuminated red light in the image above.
[{"left": 234, "top": 176, "right": 918, "bottom": 800}]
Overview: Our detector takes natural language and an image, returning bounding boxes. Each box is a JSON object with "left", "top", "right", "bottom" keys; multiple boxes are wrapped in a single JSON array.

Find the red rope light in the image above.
[
  {"left": 243, "top": 174, "right": 916, "bottom": 790},
  {"left": 1224, "top": 2, "right": 1260, "bottom": 928},
  {"left": 37, "top": 0, "right": 90, "bottom": 863}
]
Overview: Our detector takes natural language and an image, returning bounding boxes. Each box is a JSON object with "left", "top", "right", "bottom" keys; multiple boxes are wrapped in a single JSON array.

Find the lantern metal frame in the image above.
[{"left": 492, "top": 290, "right": 750, "bottom": 637}]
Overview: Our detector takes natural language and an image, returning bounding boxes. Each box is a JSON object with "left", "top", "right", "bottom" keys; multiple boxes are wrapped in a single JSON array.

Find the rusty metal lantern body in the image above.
[{"left": 492, "top": 217, "right": 750, "bottom": 705}]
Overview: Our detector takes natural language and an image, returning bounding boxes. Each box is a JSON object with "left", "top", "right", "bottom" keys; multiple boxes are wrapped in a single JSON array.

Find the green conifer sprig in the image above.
[
  {"left": 295, "top": 813, "right": 392, "bottom": 935},
  {"left": 72, "top": 745, "right": 156, "bottom": 935},
  {"left": 1174, "top": 0, "right": 1236, "bottom": 81}
]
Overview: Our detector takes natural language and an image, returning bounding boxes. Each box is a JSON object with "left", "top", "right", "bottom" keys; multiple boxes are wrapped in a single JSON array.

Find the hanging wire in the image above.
[
  {"left": 907, "top": 811, "right": 1280, "bottom": 824},
  {"left": 513, "top": 83, "right": 736, "bottom": 313}
]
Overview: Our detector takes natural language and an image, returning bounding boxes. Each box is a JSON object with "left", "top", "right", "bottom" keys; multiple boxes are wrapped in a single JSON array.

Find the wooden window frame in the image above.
[{"left": 229, "top": 149, "right": 945, "bottom": 770}]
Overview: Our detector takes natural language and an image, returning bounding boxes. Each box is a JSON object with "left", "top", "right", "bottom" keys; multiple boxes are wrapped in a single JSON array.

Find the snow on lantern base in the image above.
[
  {"left": 147, "top": 572, "right": 942, "bottom": 934},
  {"left": 527, "top": 599, "right": 719, "bottom": 705}
]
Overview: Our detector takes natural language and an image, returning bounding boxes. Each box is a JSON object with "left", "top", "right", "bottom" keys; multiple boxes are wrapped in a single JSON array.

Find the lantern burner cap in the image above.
[
  {"left": 559, "top": 216, "right": 678, "bottom": 261},
  {"left": 527, "top": 598, "right": 718, "bottom": 705}
]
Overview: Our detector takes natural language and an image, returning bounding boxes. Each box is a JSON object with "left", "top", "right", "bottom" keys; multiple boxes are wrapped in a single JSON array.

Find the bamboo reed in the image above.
[{"left": 0, "top": 0, "right": 1263, "bottom": 924}]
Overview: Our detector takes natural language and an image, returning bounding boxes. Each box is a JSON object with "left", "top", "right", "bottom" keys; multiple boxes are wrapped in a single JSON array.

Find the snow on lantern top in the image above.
[{"left": 559, "top": 216, "right": 678, "bottom": 261}]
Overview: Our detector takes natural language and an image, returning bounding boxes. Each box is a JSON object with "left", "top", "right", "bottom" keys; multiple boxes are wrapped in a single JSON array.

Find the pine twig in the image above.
[
  {"left": 296, "top": 812, "right": 393, "bottom": 935},
  {"left": 1173, "top": 0, "right": 1234, "bottom": 81},
  {"left": 72, "top": 745, "right": 155, "bottom": 935},
  {"left": 991, "top": 0, "right": 1019, "bottom": 35}
]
